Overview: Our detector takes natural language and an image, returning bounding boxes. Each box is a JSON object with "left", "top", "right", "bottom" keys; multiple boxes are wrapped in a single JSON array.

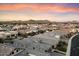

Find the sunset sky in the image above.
[{"left": 0, "top": 3, "right": 79, "bottom": 22}]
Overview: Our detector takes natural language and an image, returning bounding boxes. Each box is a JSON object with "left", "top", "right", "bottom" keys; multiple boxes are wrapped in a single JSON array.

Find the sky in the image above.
[{"left": 0, "top": 3, "right": 79, "bottom": 22}]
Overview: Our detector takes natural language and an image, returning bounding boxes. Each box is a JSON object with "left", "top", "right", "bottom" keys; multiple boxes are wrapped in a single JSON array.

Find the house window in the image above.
[
  {"left": 11, "top": 51, "right": 14, "bottom": 54},
  {"left": 7, "top": 36, "right": 10, "bottom": 38},
  {"left": 11, "top": 34, "right": 15, "bottom": 37},
  {"left": 16, "top": 49, "right": 19, "bottom": 52},
  {"left": 45, "top": 50, "right": 48, "bottom": 52},
  {"left": 33, "top": 47, "right": 35, "bottom": 50},
  {"left": 26, "top": 52, "right": 29, "bottom": 54},
  {"left": 51, "top": 45, "right": 54, "bottom": 49}
]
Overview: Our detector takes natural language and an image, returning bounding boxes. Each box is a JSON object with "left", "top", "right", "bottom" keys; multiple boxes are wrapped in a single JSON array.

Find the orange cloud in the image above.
[{"left": 0, "top": 4, "right": 79, "bottom": 13}]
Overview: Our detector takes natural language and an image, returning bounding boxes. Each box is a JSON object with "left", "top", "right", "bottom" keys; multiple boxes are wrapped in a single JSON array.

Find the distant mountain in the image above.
[
  {"left": 0, "top": 20, "right": 78, "bottom": 24},
  {"left": 26, "top": 20, "right": 51, "bottom": 24},
  {"left": 0, "top": 20, "right": 52, "bottom": 24}
]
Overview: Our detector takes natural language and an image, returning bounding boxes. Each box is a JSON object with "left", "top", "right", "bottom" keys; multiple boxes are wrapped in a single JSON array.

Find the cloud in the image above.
[{"left": 0, "top": 4, "right": 79, "bottom": 13}]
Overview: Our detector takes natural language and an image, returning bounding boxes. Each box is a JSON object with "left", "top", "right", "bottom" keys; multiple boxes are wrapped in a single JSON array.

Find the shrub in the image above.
[{"left": 56, "top": 41, "right": 67, "bottom": 52}]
